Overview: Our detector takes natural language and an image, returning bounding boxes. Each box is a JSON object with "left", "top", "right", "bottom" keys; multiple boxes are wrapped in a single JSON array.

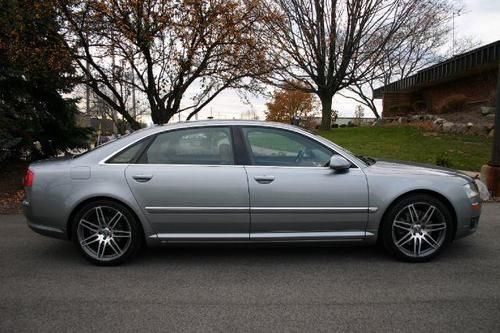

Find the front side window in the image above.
[
  {"left": 242, "top": 127, "right": 332, "bottom": 167},
  {"left": 142, "top": 127, "right": 234, "bottom": 165}
]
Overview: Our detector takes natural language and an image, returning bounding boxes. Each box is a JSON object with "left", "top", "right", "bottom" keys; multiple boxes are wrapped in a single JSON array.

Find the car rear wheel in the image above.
[
  {"left": 72, "top": 200, "right": 143, "bottom": 265},
  {"left": 381, "top": 194, "right": 453, "bottom": 262}
]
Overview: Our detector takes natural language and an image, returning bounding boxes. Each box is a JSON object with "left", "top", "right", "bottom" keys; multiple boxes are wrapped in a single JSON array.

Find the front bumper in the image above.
[{"left": 454, "top": 200, "right": 481, "bottom": 239}]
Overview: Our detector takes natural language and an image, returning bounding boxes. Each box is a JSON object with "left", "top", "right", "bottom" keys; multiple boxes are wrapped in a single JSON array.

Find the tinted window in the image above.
[
  {"left": 242, "top": 127, "right": 332, "bottom": 167},
  {"left": 143, "top": 127, "right": 234, "bottom": 165},
  {"left": 107, "top": 140, "right": 147, "bottom": 164}
]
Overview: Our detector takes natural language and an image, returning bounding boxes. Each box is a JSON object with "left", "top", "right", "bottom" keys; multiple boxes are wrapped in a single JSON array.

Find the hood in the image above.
[{"left": 367, "top": 159, "right": 474, "bottom": 183}]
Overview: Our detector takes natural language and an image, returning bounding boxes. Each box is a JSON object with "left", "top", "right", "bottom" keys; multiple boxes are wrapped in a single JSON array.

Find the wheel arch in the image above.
[
  {"left": 66, "top": 196, "right": 145, "bottom": 242},
  {"left": 377, "top": 189, "right": 458, "bottom": 241}
]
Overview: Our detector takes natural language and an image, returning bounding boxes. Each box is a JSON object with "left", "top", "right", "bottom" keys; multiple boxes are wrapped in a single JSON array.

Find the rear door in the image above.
[
  {"left": 239, "top": 126, "right": 369, "bottom": 240},
  {"left": 123, "top": 126, "right": 250, "bottom": 241}
]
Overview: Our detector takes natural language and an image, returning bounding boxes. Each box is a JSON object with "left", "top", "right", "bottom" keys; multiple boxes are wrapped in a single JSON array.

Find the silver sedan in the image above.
[{"left": 22, "top": 120, "right": 481, "bottom": 265}]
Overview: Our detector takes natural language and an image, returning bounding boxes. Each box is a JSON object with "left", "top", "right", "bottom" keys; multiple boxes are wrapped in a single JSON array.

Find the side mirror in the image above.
[{"left": 329, "top": 155, "right": 351, "bottom": 171}]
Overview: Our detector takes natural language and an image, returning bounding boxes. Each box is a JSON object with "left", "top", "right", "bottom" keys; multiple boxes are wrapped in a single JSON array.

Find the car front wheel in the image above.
[
  {"left": 381, "top": 194, "right": 453, "bottom": 262},
  {"left": 72, "top": 200, "right": 143, "bottom": 265}
]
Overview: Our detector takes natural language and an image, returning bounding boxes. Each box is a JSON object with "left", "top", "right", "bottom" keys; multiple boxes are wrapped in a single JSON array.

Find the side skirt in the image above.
[{"left": 150, "top": 231, "right": 375, "bottom": 243}]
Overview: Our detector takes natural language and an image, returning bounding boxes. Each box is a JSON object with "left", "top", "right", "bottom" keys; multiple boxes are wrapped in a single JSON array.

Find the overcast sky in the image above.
[{"left": 164, "top": 0, "right": 500, "bottom": 123}]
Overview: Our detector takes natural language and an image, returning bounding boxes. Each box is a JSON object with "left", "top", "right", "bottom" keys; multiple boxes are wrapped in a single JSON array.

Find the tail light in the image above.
[{"left": 23, "top": 169, "right": 35, "bottom": 187}]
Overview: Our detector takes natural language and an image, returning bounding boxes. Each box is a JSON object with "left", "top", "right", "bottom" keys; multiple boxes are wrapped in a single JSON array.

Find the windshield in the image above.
[{"left": 311, "top": 133, "right": 375, "bottom": 166}]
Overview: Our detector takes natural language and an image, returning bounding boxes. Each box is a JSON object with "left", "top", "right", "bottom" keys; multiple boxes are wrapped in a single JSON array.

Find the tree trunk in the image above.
[
  {"left": 369, "top": 105, "right": 380, "bottom": 119},
  {"left": 319, "top": 94, "right": 333, "bottom": 130}
]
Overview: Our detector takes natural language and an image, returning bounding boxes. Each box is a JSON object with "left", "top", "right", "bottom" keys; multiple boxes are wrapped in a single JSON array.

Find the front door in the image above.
[
  {"left": 125, "top": 126, "right": 249, "bottom": 241},
  {"left": 239, "top": 126, "right": 369, "bottom": 240}
]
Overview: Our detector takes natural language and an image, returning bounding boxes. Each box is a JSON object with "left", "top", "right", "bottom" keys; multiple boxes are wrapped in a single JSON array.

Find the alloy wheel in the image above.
[
  {"left": 391, "top": 202, "right": 447, "bottom": 258},
  {"left": 76, "top": 206, "right": 132, "bottom": 262}
]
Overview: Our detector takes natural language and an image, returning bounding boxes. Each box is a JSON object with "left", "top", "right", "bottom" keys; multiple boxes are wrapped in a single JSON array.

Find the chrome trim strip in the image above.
[
  {"left": 145, "top": 206, "right": 249, "bottom": 214},
  {"left": 151, "top": 233, "right": 249, "bottom": 239},
  {"left": 251, "top": 231, "right": 372, "bottom": 239},
  {"left": 151, "top": 231, "right": 374, "bottom": 240},
  {"left": 145, "top": 206, "right": 378, "bottom": 214},
  {"left": 97, "top": 122, "right": 363, "bottom": 168},
  {"left": 251, "top": 207, "right": 378, "bottom": 214}
]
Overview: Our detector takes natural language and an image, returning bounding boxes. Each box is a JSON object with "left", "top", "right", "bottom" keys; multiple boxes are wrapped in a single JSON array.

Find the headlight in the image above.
[{"left": 464, "top": 182, "right": 480, "bottom": 199}]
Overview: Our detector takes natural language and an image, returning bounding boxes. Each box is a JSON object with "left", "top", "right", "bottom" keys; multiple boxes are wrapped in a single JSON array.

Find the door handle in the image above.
[
  {"left": 254, "top": 175, "right": 275, "bottom": 184},
  {"left": 132, "top": 174, "right": 153, "bottom": 182}
]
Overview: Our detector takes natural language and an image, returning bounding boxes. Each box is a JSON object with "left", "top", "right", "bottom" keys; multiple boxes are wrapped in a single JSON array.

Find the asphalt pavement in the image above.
[{"left": 1, "top": 204, "right": 500, "bottom": 332}]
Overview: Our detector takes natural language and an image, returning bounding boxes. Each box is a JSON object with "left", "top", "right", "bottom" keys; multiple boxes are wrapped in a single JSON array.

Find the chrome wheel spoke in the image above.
[
  {"left": 407, "top": 204, "right": 419, "bottom": 223},
  {"left": 422, "top": 233, "right": 439, "bottom": 249},
  {"left": 413, "top": 237, "right": 422, "bottom": 256},
  {"left": 113, "top": 230, "right": 131, "bottom": 238},
  {"left": 108, "top": 211, "right": 123, "bottom": 230},
  {"left": 95, "top": 207, "right": 107, "bottom": 228},
  {"left": 108, "top": 238, "right": 122, "bottom": 255},
  {"left": 396, "top": 232, "right": 413, "bottom": 247},
  {"left": 96, "top": 240, "right": 106, "bottom": 259},
  {"left": 80, "top": 219, "right": 99, "bottom": 233},
  {"left": 421, "top": 206, "right": 436, "bottom": 225},
  {"left": 425, "top": 223, "right": 446, "bottom": 232},
  {"left": 394, "top": 220, "right": 412, "bottom": 231},
  {"left": 80, "top": 233, "right": 99, "bottom": 247}
]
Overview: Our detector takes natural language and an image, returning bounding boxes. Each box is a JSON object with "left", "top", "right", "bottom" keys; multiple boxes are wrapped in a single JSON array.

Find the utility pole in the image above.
[
  {"left": 132, "top": 68, "right": 136, "bottom": 120},
  {"left": 481, "top": 60, "right": 500, "bottom": 197},
  {"left": 492, "top": 61, "right": 500, "bottom": 166},
  {"left": 85, "top": 61, "right": 90, "bottom": 114},
  {"left": 111, "top": 30, "right": 118, "bottom": 136}
]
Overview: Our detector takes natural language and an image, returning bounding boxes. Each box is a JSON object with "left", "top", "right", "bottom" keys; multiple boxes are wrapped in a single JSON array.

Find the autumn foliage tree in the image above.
[
  {"left": 58, "top": 0, "right": 273, "bottom": 127},
  {"left": 266, "top": 88, "right": 317, "bottom": 128}
]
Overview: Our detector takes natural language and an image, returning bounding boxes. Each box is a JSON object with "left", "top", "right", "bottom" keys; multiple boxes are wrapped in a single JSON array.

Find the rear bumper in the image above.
[
  {"left": 22, "top": 199, "right": 68, "bottom": 240},
  {"left": 27, "top": 220, "right": 67, "bottom": 240}
]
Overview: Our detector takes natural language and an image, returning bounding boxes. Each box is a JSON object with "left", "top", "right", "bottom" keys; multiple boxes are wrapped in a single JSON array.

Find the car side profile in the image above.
[{"left": 22, "top": 120, "right": 481, "bottom": 265}]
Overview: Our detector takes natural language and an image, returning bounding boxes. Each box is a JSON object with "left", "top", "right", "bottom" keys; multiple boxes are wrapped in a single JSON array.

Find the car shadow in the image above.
[{"left": 35, "top": 237, "right": 477, "bottom": 267}]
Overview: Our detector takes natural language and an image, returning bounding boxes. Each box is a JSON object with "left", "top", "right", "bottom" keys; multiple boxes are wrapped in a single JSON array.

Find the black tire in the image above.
[
  {"left": 381, "top": 194, "right": 453, "bottom": 262},
  {"left": 71, "top": 199, "right": 143, "bottom": 266}
]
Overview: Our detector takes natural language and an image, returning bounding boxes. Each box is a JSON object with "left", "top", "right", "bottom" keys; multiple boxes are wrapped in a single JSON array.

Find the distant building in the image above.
[
  {"left": 75, "top": 113, "right": 115, "bottom": 135},
  {"left": 334, "top": 117, "right": 375, "bottom": 126},
  {"left": 373, "top": 40, "right": 499, "bottom": 117},
  {"left": 311, "top": 116, "right": 375, "bottom": 128}
]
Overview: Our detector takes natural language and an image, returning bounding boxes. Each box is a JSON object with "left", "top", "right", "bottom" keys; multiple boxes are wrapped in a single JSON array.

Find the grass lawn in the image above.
[{"left": 318, "top": 126, "right": 493, "bottom": 172}]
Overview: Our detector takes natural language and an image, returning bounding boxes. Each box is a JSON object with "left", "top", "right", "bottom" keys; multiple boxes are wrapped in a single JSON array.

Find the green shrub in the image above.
[
  {"left": 413, "top": 100, "right": 427, "bottom": 112},
  {"left": 439, "top": 94, "right": 467, "bottom": 114},
  {"left": 435, "top": 153, "right": 452, "bottom": 168},
  {"left": 385, "top": 103, "right": 413, "bottom": 116}
]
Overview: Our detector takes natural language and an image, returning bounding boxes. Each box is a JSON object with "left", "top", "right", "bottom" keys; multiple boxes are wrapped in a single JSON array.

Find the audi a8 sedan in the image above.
[{"left": 22, "top": 120, "right": 481, "bottom": 265}]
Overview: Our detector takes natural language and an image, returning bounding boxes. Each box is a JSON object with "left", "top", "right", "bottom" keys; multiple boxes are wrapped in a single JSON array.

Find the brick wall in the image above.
[{"left": 382, "top": 69, "right": 497, "bottom": 117}]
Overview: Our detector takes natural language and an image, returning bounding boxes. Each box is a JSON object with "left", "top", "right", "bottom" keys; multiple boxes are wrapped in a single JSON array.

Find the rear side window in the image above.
[
  {"left": 107, "top": 140, "right": 148, "bottom": 164},
  {"left": 142, "top": 127, "right": 234, "bottom": 165}
]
